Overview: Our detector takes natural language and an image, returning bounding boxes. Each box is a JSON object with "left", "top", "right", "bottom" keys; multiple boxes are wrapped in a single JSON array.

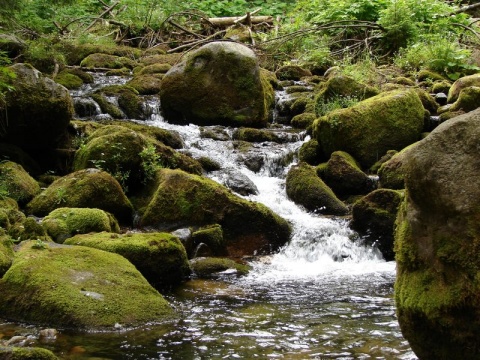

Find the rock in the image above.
[
  {"left": 232, "top": 128, "right": 282, "bottom": 143},
  {"left": 0, "top": 233, "right": 14, "bottom": 277},
  {"left": 395, "top": 108, "right": 480, "bottom": 359},
  {"left": 190, "top": 257, "right": 251, "bottom": 278},
  {"left": 8, "top": 216, "right": 51, "bottom": 243},
  {"left": 275, "top": 65, "right": 312, "bottom": 81},
  {"left": 73, "top": 97, "right": 101, "bottom": 118},
  {"left": 0, "top": 346, "right": 59, "bottom": 360},
  {"left": 447, "top": 73, "right": 480, "bottom": 103},
  {"left": 449, "top": 86, "right": 480, "bottom": 112},
  {"left": 0, "top": 241, "right": 175, "bottom": 330},
  {"left": 65, "top": 232, "right": 190, "bottom": 289},
  {"left": 369, "top": 149, "right": 397, "bottom": 174},
  {"left": 80, "top": 53, "right": 137, "bottom": 69},
  {"left": 377, "top": 144, "right": 418, "bottom": 189},
  {"left": 127, "top": 74, "right": 163, "bottom": 95},
  {"left": 42, "top": 207, "right": 120, "bottom": 243},
  {"left": 220, "top": 169, "right": 259, "bottom": 196},
  {"left": 314, "top": 89, "right": 424, "bottom": 168},
  {"left": 188, "top": 224, "right": 227, "bottom": 257},
  {"left": 0, "top": 161, "right": 40, "bottom": 206},
  {"left": 26, "top": 169, "right": 133, "bottom": 224},
  {"left": 298, "top": 139, "right": 324, "bottom": 165},
  {"left": 320, "top": 151, "right": 376, "bottom": 197},
  {"left": 137, "top": 63, "right": 172, "bottom": 75},
  {"left": 139, "top": 168, "right": 291, "bottom": 256},
  {"left": 417, "top": 70, "right": 446, "bottom": 82},
  {"left": 197, "top": 156, "right": 221, "bottom": 172},
  {"left": 0, "top": 64, "right": 73, "bottom": 149},
  {"left": 434, "top": 92, "right": 448, "bottom": 105},
  {"left": 0, "top": 34, "right": 26, "bottom": 57},
  {"left": 160, "top": 41, "right": 274, "bottom": 127},
  {"left": 286, "top": 162, "right": 348, "bottom": 216},
  {"left": 350, "top": 189, "right": 403, "bottom": 261},
  {"left": 291, "top": 112, "right": 316, "bottom": 129}
]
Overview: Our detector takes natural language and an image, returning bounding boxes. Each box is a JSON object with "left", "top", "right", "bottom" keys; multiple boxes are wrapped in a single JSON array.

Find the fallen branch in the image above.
[
  {"left": 168, "top": 19, "right": 204, "bottom": 39},
  {"left": 167, "top": 30, "right": 227, "bottom": 53},
  {"left": 83, "top": 1, "right": 119, "bottom": 33},
  {"left": 450, "top": 2, "right": 480, "bottom": 15}
]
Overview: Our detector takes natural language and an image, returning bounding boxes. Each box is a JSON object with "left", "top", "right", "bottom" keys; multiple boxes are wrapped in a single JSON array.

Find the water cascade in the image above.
[{"left": 0, "top": 73, "right": 418, "bottom": 359}]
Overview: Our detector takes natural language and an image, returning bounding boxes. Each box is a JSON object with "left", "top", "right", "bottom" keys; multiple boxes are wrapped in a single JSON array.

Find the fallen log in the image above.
[{"left": 206, "top": 15, "right": 273, "bottom": 28}]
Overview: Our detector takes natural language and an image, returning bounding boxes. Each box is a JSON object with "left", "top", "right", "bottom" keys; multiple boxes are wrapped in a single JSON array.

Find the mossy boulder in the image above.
[
  {"left": 26, "top": 169, "right": 133, "bottom": 224},
  {"left": 160, "top": 41, "right": 274, "bottom": 127},
  {"left": 350, "top": 189, "right": 403, "bottom": 261},
  {"left": 8, "top": 216, "right": 51, "bottom": 243},
  {"left": 285, "top": 162, "right": 348, "bottom": 215},
  {"left": 139, "top": 168, "right": 291, "bottom": 256},
  {"left": 65, "top": 232, "right": 190, "bottom": 289},
  {"left": 0, "top": 64, "right": 73, "bottom": 149},
  {"left": 80, "top": 53, "right": 137, "bottom": 69},
  {"left": 313, "top": 89, "right": 424, "bottom": 168},
  {"left": 447, "top": 73, "right": 480, "bottom": 103},
  {"left": 378, "top": 144, "right": 418, "bottom": 189},
  {"left": 42, "top": 208, "right": 120, "bottom": 244},
  {"left": 0, "top": 346, "right": 59, "bottom": 360},
  {"left": 0, "top": 198, "right": 26, "bottom": 233},
  {"left": 291, "top": 112, "right": 316, "bottom": 129},
  {"left": 127, "top": 74, "right": 163, "bottom": 95},
  {"left": 0, "top": 234, "right": 14, "bottom": 277},
  {"left": 138, "top": 63, "right": 172, "bottom": 75},
  {"left": 298, "top": 139, "right": 324, "bottom": 165},
  {"left": 275, "top": 65, "right": 312, "bottom": 81},
  {"left": 0, "top": 161, "right": 40, "bottom": 206},
  {"left": 394, "top": 108, "right": 480, "bottom": 359},
  {"left": 320, "top": 151, "right": 375, "bottom": 197},
  {"left": 315, "top": 75, "right": 379, "bottom": 109},
  {"left": 189, "top": 224, "right": 227, "bottom": 257},
  {"left": 449, "top": 86, "right": 480, "bottom": 112},
  {"left": 0, "top": 241, "right": 175, "bottom": 330},
  {"left": 190, "top": 257, "right": 250, "bottom": 278},
  {"left": 232, "top": 128, "right": 283, "bottom": 143}
]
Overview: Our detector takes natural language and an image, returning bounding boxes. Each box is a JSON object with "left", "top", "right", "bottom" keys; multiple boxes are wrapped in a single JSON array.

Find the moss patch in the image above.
[
  {"left": 190, "top": 257, "right": 251, "bottom": 278},
  {"left": 0, "top": 346, "right": 59, "bottom": 360},
  {"left": 0, "top": 161, "right": 40, "bottom": 206}
]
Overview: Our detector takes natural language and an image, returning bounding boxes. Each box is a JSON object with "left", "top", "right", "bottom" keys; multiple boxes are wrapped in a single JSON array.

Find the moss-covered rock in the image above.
[
  {"left": 160, "top": 42, "right": 273, "bottom": 127},
  {"left": 447, "top": 73, "right": 480, "bottom": 103},
  {"left": 189, "top": 224, "right": 227, "bottom": 257},
  {"left": 313, "top": 89, "right": 424, "bottom": 168},
  {"left": 0, "top": 64, "right": 73, "bottom": 149},
  {"left": 65, "top": 231, "right": 190, "bottom": 289},
  {"left": 90, "top": 92, "right": 124, "bottom": 119},
  {"left": 26, "top": 169, "right": 133, "bottom": 224},
  {"left": 320, "top": 151, "right": 375, "bottom": 197},
  {"left": 377, "top": 144, "right": 418, "bottom": 189},
  {"left": 414, "top": 88, "right": 438, "bottom": 114},
  {"left": 394, "top": 108, "right": 480, "bottom": 359},
  {"left": 0, "top": 240, "right": 175, "bottom": 330},
  {"left": 369, "top": 149, "right": 397, "bottom": 174},
  {"left": 291, "top": 112, "right": 316, "bottom": 129},
  {"left": 61, "top": 42, "right": 142, "bottom": 66},
  {"left": 0, "top": 233, "right": 14, "bottom": 277},
  {"left": 127, "top": 74, "right": 164, "bottom": 95},
  {"left": 8, "top": 216, "right": 51, "bottom": 243},
  {"left": 298, "top": 139, "right": 324, "bottom": 165},
  {"left": 0, "top": 346, "right": 59, "bottom": 360},
  {"left": 139, "top": 53, "right": 182, "bottom": 66},
  {"left": 232, "top": 128, "right": 282, "bottom": 143},
  {"left": 417, "top": 70, "right": 446, "bottom": 82},
  {"left": 431, "top": 80, "right": 451, "bottom": 94},
  {"left": 350, "top": 189, "right": 403, "bottom": 261},
  {"left": 275, "top": 65, "right": 312, "bottom": 81},
  {"left": 285, "top": 162, "right": 348, "bottom": 215},
  {"left": 80, "top": 53, "right": 137, "bottom": 69},
  {"left": 139, "top": 168, "right": 291, "bottom": 256},
  {"left": 0, "top": 197, "right": 26, "bottom": 233},
  {"left": 54, "top": 71, "right": 83, "bottom": 90},
  {"left": 449, "top": 86, "right": 480, "bottom": 112},
  {"left": 190, "top": 257, "right": 251, "bottom": 278},
  {"left": 138, "top": 63, "right": 172, "bottom": 75},
  {"left": 0, "top": 161, "right": 40, "bottom": 206},
  {"left": 42, "top": 208, "right": 120, "bottom": 243}
]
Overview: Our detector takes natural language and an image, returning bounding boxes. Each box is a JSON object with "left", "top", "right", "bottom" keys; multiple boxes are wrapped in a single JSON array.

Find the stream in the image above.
[{"left": 0, "top": 73, "right": 417, "bottom": 359}]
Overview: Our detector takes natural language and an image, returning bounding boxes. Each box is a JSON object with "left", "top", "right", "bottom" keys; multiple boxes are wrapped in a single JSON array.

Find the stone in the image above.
[{"left": 0, "top": 161, "right": 40, "bottom": 206}]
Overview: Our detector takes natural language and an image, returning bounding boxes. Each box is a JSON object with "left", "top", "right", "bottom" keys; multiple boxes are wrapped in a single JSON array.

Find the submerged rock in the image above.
[
  {"left": 0, "top": 241, "right": 176, "bottom": 330},
  {"left": 65, "top": 232, "right": 191, "bottom": 289},
  {"left": 160, "top": 41, "right": 274, "bottom": 127},
  {"left": 395, "top": 108, "right": 480, "bottom": 359}
]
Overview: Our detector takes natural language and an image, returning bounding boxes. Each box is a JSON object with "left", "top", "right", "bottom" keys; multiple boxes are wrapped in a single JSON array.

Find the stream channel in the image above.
[{"left": 1, "top": 73, "right": 418, "bottom": 359}]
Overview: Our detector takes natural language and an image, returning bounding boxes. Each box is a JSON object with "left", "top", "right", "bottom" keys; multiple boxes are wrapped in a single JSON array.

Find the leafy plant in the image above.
[
  {"left": 139, "top": 143, "right": 161, "bottom": 184},
  {"left": 55, "top": 187, "right": 68, "bottom": 205},
  {"left": 32, "top": 238, "right": 47, "bottom": 250},
  {"left": 316, "top": 95, "right": 360, "bottom": 117}
]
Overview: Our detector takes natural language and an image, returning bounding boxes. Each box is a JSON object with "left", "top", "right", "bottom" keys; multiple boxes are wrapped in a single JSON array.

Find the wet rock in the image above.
[
  {"left": 189, "top": 224, "right": 227, "bottom": 257},
  {"left": 160, "top": 41, "right": 274, "bottom": 127},
  {"left": 434, "top": 92, "right": 448, "bottom": 105},
  {"left": 286, "top": 162, "right": 348, "bottom": 216},
  {"left": 395, "top": 108, "right": 480, "bottom": 359},
  {"left": 220, "top": 169, "right": 259, "bottom": 196},
  {"left": 0, "top": 241, "right": 176, "bottom": 330},
  {"left": 190, "top": 257, "right": 250, "bottom": 278},
  {"left": 80, "top": 53, "right": 137, "bottom": 69},
  {"left": 65, "top": 232, "right": 191, "bottom": 289},
  {"left": 73, "top": 97, "right": 101, "bottom": 118}
]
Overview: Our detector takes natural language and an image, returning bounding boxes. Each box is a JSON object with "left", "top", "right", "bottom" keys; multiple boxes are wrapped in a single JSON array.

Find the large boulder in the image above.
[
  {"left": 0, "top": 241, "right": 175, "bottom": 330},
  {"left": 0, "top": 233, "right": 14, "bottom": 277},
  {"left": 286, "top": 162, "right": 348, "bottom": 215},
  {"left": 42, "top": 207, "right": 120, "bottom": 243},
  {"left": 65, "top": 232, "right": 191, "bottom": 289},
  {"left": 26, "top": 169, "right": 133, "bottom": 224},
  {"left": 447, "top": 73, "right": 480, "bottom": 103},
  {"left": 378, "top": 144, "right": 418, "bottom": 189},
  {"left": 0, "top": 64, "right": 73, "bottom": 149},
  {"left": 139, "top": 168, "right": 291, "bottom": 256},
  {"left": 313, "top": 89, "right": 424, "bottom": 168},
  {"left": 159, "top": 41, "right": 274, "bottom": 127},
  {"left": 395, "top": 108, "right": 480, "bottom": 359},
  {"left": 0, "top": 161, "right": 40, "bottom": 206}
]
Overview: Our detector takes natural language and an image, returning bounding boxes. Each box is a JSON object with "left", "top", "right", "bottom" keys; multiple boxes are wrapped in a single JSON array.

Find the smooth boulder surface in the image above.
[
  {"left": 314, "top": 89, "right": 424, "bottom": 168},
  {"left": 160, "top": 41, "right": 273, "bottom": 127},
  {"left": 0, "top": 241, "right": 175, "bottom": 330},
  {"left": 395, "top": 108, "right": 480, "bottom": 359}
]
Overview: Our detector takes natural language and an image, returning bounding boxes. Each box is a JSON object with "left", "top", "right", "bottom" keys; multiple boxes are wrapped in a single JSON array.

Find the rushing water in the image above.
[{"left": 0, "top": 74, "right": 418, "bottom": 359}]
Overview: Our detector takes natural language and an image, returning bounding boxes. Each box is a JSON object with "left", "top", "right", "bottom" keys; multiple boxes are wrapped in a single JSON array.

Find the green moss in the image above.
[
  {"left": 197, "top": 156, "right": 221, "bottom": 172},
  {"left": 0, "top": 346, "right": 59, "bottom": 360},
  {"left": 117, "top": 89, "right": 144, "bottom": 119},
  {"left": 431, "top": 80, "right": 451, "bottom": 94},
  {"left": 447, "top": 73, "right": 480, "bottom": 103},
  {"left": 127, "top": 74, "right": 164, "bottom": 95},
  {"left": 0, "top": 234, "right": 14, "bottom": 276},
  {"left": 291, "top": 112, "right": 316, "bottom": 129},
  {"left": 370, "top": 150, "right": 397, "bottom": 174},
  {"left": 42, "top": 207, "right": 120, "bottom": 243},
  {"left": 65, "top": 232, "right": 190, "bottom": 289},
  {"left": 0, "top": 161, "right": 40, "bottom": 206},
  {"left": 54, "top": 71, "right": 83, "bottom": 90},
  {"left": 190, "top": 257, "right": 251, "bottom": 278},
  {"left": 80, "top": 53, "right": 137, "bottom": 69},
  {"left": 314, "top": 89, "right": 424, "bottom": 168},
  {"left": 26, "top": 169, "right": 133, "bottom": 224},
  {"left": 232, "top": 128, "right": 281, "bottom": 143},
  {"left": 61, "top": 42, "right": 142, "bottom": 66},
  {"left": 140, "top": 53, "right": 182, "bottom": 66},
  {"left": 449, "top": 86, "right": 480, "bottom": 112},
  {"left": 138, "top": 63, "right": 172, "bottom": 75},
  {"left": 275, "top": 65, "right": 311, "bottom": 81},
  {"left": 417, "top": 70, "right": 446, "bottom": 82},
  {"left": 0, "top": 241, "right": 176, "bottom": 330},
  {"left": 190, "top": 224, "right": 227, "bottom": 257},
  {"left": 90, "top": 93, "right": 124, "bottom": 119},
  {"left": 298, "top": 139, "right": 323, "bottom": 165},
  {"left": 285, "top": 162, "right": 348, "bottom": 215}
]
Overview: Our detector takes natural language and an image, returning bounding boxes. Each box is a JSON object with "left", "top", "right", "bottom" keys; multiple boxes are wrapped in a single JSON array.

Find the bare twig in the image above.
[
  {"left": 167, "top": 30, "right": 227, "bottom": 53},
  {"left": 168, "top": 20, "right": 204, "bottom": 39},
  {"left": 83, "top": 1, "right": 119, "bottom": 33}
]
